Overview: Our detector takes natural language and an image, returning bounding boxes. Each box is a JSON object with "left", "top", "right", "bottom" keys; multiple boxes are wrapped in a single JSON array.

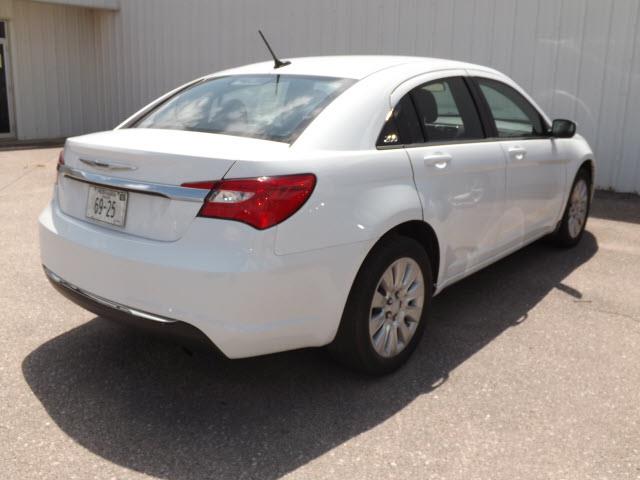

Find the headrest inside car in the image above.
[{"left": 412, "top": 89, "right": 438, "bottom": 124}]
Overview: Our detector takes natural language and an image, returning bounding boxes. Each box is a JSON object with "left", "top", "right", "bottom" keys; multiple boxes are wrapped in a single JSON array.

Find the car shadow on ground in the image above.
[{"left": 23, "top": 233, "right": 598, "bottom": 480}]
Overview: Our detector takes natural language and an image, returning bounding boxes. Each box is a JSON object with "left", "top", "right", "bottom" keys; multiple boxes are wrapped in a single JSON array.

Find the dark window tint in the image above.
[
  {"left": 476, "top": 78, "right": 546, "bottom": 138},
  {"left": 134, "top": 74, "right": 355, "bottom": 144},
  {"left": 410, "top": 77, "right": 484, "bottom": 142},
  {"left": 377, "top": 95, "right": 423, "bottom": 146},
  {"left": 0, "top": 22, "right": 5, "bottom": 39},
  {"left": 377, "top": 77, "right": 484, "bottom": 147}
]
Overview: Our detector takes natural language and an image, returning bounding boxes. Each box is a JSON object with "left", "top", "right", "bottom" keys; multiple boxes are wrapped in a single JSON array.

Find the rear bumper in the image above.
[
  {"left": 39, "top": 200, "right": 369, "bottom": 358},
  {"left": 44, "top": 266, "right": 216, "bottom": 350}
]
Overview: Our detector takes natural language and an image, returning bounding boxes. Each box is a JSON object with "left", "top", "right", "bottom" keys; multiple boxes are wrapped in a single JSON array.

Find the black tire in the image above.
[
  {"left": 328, "top": 235, "right": 433, "bottom": 375},
  {"left": 550, "top": 167, "right": 592, "bottom": 248}
]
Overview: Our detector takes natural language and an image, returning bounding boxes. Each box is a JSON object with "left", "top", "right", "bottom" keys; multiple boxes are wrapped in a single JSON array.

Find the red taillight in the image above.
[{"left": 182, "top": 174, "right": 316, "bottom": 230}]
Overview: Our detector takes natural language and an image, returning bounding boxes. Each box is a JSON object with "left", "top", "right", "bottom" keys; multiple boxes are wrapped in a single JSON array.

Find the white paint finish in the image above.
[
  {"left": 64, "top": 128, "right": 287, "bottom": 184},
  {"left": 409, "top": 140, "right": 508, "bottom": 282},
  {"left": 40, "top": 58, "right": 596, "bottom": 359},
  {"left": 40, "top": 201, "right": 372, "bottom": 358},
  {"left": 58, "top": 128, "right": 292, "bottom": 240},
  {"left": 213, "top": 55, "right": 435, "bottom": 80},
  {"left": 270, "top": 149, "right": 423, "bottom": 256},
  {"left": 57, "top": 175, "right": 202, "bottom": 241},
  {"left": 469, "top": 68, "right": 566, "bottom": 246},
  {"left": 500, "top": 138, "right": 566, "bottom": 240},
  {"left": 292, "top": 63, "right": 498, "bottom": 152}
]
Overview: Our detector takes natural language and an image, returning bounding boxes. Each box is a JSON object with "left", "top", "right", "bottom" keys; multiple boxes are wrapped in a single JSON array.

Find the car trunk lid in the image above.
[{"left": 57, "top": 128, "right": 290, "bottom": 241}]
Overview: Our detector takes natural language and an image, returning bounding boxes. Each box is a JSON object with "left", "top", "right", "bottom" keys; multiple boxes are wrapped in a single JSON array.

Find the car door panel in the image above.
[
  {"left": 500, "top": 139, "right": 566, "bottom": 244},
  {"left": 386, "top": 73, "right": 508, "bottom": 285},
  {"left": 406, "top": 142, "right": 506, "bottom": 281},
  {"left": 469, "top": 71, "right": 567, "bottom": 246}
]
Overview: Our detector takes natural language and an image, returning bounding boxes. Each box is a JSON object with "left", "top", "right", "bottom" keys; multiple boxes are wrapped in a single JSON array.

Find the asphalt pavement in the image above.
[{"left": 1, "top": 147, "right": 639, "bottom": 479}]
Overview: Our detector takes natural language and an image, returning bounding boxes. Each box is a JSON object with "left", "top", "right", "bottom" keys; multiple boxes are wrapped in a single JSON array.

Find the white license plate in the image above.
[{"left": 86, "top": 185, "right": 128, "bottom": 227}]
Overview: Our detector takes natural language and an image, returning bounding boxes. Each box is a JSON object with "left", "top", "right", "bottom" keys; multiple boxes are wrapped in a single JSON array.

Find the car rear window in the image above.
[{"left": 132, "top": 74, "right": 355, "bottom": 143}]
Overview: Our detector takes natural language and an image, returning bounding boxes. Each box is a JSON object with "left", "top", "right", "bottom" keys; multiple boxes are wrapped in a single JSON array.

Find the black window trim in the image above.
[
  {"left": 407, "top": 91, "right": 427, "bottom": 143},
  {"left": 464, "top": 76, "right": 498, "bottom": 138},
  {"left": 468, "top": 76, "right": 552, "bottom": 141}
]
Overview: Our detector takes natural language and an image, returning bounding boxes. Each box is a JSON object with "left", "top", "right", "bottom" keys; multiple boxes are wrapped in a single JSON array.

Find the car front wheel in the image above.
[{"left": 551, "top": 167, "right": 592, "bottom": 247}]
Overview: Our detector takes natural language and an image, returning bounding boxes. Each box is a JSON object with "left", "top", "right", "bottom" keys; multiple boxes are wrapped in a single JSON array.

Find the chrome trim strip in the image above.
[
  {"left": 80, "top": 158, "right": 139, "bottom": 171},
  {"left": 58, "top": 164, "right": 209, "bottom": 203},
  {"left": 44, "top": 266, "right": 177, "bottom": 324}
]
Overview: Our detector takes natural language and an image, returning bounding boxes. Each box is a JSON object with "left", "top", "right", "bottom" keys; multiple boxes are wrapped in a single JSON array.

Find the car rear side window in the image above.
[
  {"left": 476, "top": 78, "right": 546, "bottom": 138},
  {"left": 377, "top": 95, "right": 424, "bottom": 146},
  {"left": 377, "top": 77, "right": 484, "bottom": 147},
  {"left": 133, "top": 74, "right": 355, "bottom": 144},
  {"left": 410, "top": 77, "right": 484, "bottom": 143}
]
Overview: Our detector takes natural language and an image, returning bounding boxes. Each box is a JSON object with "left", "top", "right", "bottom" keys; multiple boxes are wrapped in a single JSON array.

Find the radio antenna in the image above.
[{"left": 258, "top": 30, "right": 291, "bottom": 69}]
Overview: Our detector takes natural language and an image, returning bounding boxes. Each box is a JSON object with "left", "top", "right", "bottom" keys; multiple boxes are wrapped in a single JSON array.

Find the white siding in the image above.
[
  {"left": 5, "top": 0, "right": 640, "bottom": 192},
  {"left": 89, "top": 0, "right": 640, "bottom": 193},
  {"left": 32, "top": 0, "right": 119, "bottom": 10},
  {"left": 0, "top": 0, "right": 13, "bottom": 18},
  {"left": 6, "top": 0, "right": 99, "bottom": 139}
]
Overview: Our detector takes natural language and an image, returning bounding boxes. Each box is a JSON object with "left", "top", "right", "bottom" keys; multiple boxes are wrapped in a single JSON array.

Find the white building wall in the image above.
[
  {"left": 90, "top": 0, "right": 640, "bottom": 193},
  {"left": 32, "top": 0, "right": 119, "bottom": 9},
  {"left": 2, "top": 0, "right": 100, "bottom": 139},
  {"left": 5, "top": 0, "right": 640, "bottom": 192}
]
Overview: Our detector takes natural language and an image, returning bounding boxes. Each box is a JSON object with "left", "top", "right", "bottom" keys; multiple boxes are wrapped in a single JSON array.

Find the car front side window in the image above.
[{"left": 476, "top": 78, "right": 547, "bottom": 138}]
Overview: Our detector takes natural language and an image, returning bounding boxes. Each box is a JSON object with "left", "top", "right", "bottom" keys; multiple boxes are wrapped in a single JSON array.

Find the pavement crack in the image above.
[
  {"left": 0, "top": 166, "right": 40, "bottom": 194},
  {"left": 584, "top": 305, "right": 640, "bottom": 325}
]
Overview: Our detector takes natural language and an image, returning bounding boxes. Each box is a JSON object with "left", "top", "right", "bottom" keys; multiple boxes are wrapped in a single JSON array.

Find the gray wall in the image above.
[{"left": 6, "top": 0, "right": 640, "bottom": 192}]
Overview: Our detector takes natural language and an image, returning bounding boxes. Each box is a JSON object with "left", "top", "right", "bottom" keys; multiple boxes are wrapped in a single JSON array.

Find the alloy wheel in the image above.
[
  {"left": 568, "top": 178, "right": 588, "bottom": 238},
  {"left": 369, "top": 257, "right": 425, "bottom": 358}
]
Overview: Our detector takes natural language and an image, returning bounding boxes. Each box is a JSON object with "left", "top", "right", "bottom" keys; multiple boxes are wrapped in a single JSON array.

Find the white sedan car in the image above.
[{"left": 39, "top": 56, "right": 594, "bottom": 374}]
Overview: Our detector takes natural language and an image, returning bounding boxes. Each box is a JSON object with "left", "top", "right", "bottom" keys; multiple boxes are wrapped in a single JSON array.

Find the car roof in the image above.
[{"left": 209, "top": 55, "right": 498, "bottom": 80}]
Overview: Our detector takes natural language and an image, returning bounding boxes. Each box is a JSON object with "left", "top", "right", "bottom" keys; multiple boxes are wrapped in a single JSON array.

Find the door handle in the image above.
[
  {"left": 507, "top": 146, "right": 527, "bottom": 161},
  {"left": 424, "top": 153, "right": 452, "bottom": 169}
]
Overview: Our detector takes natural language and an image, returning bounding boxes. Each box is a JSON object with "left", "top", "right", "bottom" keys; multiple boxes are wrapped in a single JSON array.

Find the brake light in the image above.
[{"left": 182, "top": 174, "right": 316, "bottom": 229}]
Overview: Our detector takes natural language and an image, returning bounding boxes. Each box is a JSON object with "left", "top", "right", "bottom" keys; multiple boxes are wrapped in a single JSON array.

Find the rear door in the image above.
[
  {"left": 468, "top": 72, "right": 566, "bottom": 245},
  {"left": 385, "top": 73, "right": 507, "bottom": 283}
]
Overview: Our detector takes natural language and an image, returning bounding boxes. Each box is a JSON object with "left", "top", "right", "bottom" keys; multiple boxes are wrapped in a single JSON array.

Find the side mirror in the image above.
[{"left": 551, "top": 119, "right": 576, "bottom": 138}]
